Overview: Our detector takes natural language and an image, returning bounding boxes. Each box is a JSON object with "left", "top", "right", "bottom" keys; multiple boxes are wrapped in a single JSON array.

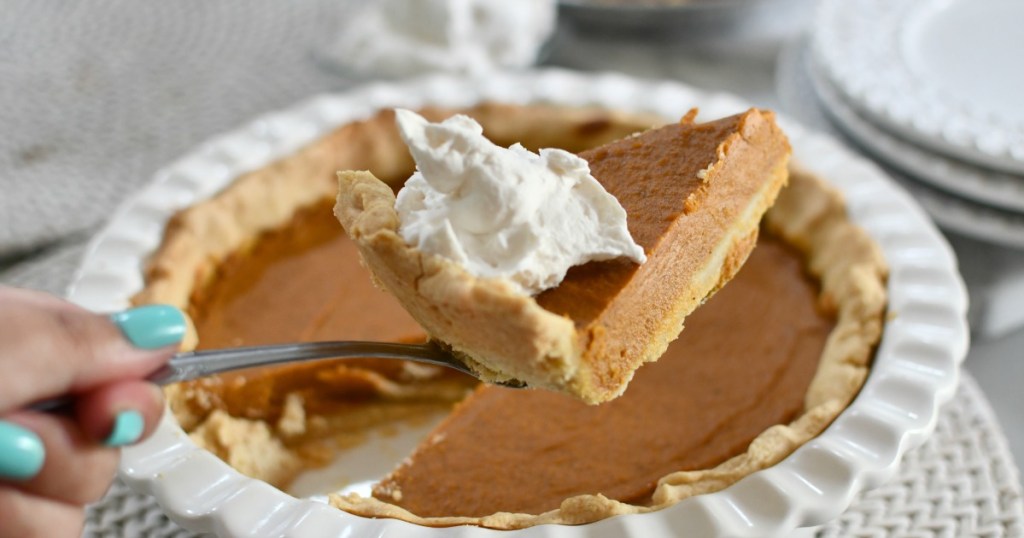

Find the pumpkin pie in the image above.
[
  {"left": 335, "top": 109, "right": 790, "bottom": 403},
  {"left": 133, "top": 103, "right": 887, "bottom": 529}
]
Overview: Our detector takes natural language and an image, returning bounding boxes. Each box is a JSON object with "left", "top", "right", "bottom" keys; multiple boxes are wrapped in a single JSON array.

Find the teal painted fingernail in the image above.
[
  {"left": 110, "top": 304, "right": 186, "bottom": 349},
  {"left": 104, "top": 410, "right": 145, "bottom": 447},
  {"left": 0, "top": 421, "right": 45, "bottom": 480}
]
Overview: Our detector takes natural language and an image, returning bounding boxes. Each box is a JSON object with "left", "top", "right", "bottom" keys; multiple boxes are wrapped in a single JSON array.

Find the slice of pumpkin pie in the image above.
[{"left": 335, "top": 107, "right": 790, "bottom": 403}]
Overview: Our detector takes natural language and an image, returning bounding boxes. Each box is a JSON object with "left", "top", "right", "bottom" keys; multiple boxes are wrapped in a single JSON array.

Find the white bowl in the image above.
[{"left": 67, "top": 69, "right": 969, "bottom": 537}]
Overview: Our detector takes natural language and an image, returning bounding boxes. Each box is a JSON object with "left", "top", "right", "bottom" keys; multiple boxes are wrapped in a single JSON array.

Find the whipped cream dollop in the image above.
[
  {"left": 323, "top": 0, "right": 556, "bottom": 78},
  {"left": 394, "top": 109, "right": 646, "bottom": 296}
]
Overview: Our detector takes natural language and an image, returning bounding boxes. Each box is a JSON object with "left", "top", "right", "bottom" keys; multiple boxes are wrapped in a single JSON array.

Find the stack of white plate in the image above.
[{"left": 806, "top": 0, "right": 1024, "bottom": 249}]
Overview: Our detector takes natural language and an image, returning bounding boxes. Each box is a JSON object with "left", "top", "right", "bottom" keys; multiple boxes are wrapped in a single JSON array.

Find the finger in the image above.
[
  {"left": 75, "top": 381, "right": 164, "bottom": 446},
  {"left": 0, "top": 413, "right": 118, "bottom": 505},
  {"left": 0, "top": 487, "right": 85, "bottom": 538},
  {"left": 0, "top": 286, "right": 186, "bottom": 410}
]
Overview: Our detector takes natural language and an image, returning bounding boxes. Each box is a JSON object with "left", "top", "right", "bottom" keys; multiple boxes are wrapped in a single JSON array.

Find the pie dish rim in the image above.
[{"left": 65, "top": 69, "right": 969, "bottom": 537}]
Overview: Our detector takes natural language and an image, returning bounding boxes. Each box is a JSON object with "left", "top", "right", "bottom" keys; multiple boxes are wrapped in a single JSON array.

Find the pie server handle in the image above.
[{"left": 28, "top": 340, "right": 515, "bottom": 414}]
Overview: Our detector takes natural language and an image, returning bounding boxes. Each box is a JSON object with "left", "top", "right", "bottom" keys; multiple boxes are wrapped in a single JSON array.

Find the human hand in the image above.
[{"left": 0, "top": 286, "right": 185, "bottom": 537}]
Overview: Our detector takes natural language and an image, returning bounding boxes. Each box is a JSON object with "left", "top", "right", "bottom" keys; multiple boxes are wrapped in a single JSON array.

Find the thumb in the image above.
[{"left": 0, "top": 287, "right": 186, "bottom": 411}]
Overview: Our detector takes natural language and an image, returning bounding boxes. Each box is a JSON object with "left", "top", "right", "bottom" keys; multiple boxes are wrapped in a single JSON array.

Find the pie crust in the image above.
[{"left": 133, "top": 103, "right": 886, "bottom": 529}]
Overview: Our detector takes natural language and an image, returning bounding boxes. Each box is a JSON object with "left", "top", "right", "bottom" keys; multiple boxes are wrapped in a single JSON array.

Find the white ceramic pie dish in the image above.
[{"left": 66, "top": 69, "right": 969, "bottom": 537}]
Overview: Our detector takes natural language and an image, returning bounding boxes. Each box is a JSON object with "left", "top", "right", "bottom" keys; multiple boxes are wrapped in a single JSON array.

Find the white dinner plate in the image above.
[
  {"left": 801, "top": 46, "right": 1024, "bottom": 251},
  {"left": 806, "top": 50, "right": 1024, "bottom": 214},
  {"left": 812, "top": 0, "right": 1024, "bottom": 175},
  {"left": 66, "top": 69, "right": 968, "bottom": 537}
]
